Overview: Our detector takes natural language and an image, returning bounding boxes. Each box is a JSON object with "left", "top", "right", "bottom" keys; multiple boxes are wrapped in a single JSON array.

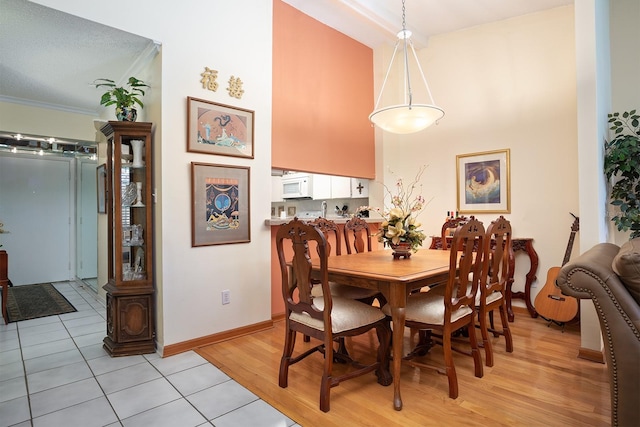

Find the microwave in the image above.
[{"left": 282, "top": 174, "right": 313, "bottom": 199}]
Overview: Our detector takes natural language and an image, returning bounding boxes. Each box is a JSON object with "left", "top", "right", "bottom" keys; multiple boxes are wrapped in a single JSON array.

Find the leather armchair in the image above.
[{"left": 556, "top": 242, "right": 640, "bottom": 427}]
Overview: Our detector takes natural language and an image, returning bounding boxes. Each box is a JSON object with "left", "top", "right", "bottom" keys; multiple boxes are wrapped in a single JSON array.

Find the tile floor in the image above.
[{"left": 0, "top": 281, "right": 298, "bottom": 427}]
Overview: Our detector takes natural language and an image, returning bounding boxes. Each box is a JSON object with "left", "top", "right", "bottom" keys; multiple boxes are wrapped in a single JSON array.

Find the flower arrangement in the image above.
[{"left": 359, "top": 166, "right": 429, "bottom": 252}]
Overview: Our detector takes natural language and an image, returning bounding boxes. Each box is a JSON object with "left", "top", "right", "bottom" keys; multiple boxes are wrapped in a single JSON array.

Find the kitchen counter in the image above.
[{"left": 265, "top": 216, "right": 381, "bottom": 226}]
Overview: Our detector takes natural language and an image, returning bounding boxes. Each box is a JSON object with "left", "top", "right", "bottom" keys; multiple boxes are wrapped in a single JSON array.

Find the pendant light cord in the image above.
[{"left": 402, "top": 0, "right": 413, "bottom": 108}]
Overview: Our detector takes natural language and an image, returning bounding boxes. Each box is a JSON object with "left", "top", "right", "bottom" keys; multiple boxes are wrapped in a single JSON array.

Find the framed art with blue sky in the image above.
[{"left": 456, "top": 149, "right": 510, "bottom": 214}]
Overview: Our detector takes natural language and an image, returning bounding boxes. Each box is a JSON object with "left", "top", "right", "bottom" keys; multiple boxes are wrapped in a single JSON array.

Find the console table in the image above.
[{"left": 429, "top": 236, "right": 539, "bottom": 321}]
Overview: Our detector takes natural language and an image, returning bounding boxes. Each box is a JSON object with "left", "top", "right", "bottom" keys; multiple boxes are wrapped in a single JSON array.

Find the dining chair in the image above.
[
  {"left": 440, "top": 215, "right": 469, "bottom": 250},
  {"left": 343, "top": 216, "right": 372, "bottom": 254},
  {"left": 307, "top": 218, "right": 382, "bottom": 354},
  {"left": 276, "top": 218, "right": 392, "bottom": 412},
  {"left": 309, "top": 217, "right": 380, "bottom": 303},
  {"left": 477, "top": 215, "right": 514, "bottom": 367},
  {"left": 342, "top": 216, "right": 386, "bottom": 306},
  {"left": 384, "top": 216, "right": 485, "bottom": 399}
]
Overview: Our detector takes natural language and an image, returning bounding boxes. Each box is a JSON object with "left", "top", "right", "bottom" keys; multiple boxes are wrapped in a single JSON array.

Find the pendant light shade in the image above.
[
  {"left": 369, "top": 104, "right": 444, "bottom": 135},
  {"left": 369, "top": 2, "right": 444, "bottom": 134}
]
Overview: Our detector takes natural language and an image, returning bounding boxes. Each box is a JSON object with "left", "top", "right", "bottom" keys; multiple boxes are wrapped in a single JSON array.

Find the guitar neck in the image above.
[{"left": 561, "top": 231, "right": 577, "bottom": 266}]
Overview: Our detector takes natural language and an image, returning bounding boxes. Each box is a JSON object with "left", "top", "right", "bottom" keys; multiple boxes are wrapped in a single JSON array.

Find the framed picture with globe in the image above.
[
  {"left": 456, "top": 149, "right": 510, "bottom": 214},
  {"left": 191, "top": 162, "right": 251, "bottom": 246},
  {"left": 187, "top": 97, "right": 254, "bottom": 159}
]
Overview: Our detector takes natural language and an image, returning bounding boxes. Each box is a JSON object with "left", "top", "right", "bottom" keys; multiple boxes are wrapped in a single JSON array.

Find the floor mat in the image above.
[{"left": 7, "top": 283, "right": 76, "bottom": 322}]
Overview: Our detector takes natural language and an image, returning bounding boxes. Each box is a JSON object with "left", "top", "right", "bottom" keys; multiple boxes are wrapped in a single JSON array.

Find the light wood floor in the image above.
[{"left": 196, "top": 309, "right": 610, "bottom": 427}]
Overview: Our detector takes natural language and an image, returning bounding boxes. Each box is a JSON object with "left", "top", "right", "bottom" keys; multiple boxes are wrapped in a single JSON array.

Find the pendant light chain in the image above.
[{"left": 402, "top": 0, "right": 413, "bottom": 107}]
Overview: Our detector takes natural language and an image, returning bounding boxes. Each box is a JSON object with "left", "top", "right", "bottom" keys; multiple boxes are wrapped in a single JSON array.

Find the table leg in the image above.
[
  {"left": 506, "top": 239, "right": 539, "bottom": 321},
  {"left": 391, "top": 305, "right": 405, "bottom": 411}
]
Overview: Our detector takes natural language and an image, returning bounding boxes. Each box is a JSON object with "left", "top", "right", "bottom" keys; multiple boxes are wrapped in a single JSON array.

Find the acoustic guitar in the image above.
[{"left": 534, "top": 214, "right": 579, "bottom": 323}]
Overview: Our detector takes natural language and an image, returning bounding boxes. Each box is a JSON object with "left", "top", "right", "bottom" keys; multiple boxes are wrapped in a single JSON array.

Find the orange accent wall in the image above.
[{"left": 272, "top": 0, "right": 375, "bottom": 179}]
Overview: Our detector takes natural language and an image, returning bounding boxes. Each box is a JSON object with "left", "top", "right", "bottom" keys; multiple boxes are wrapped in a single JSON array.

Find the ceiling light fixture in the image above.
[{"left": 369, "top": 0, "right": 444, "bottom": 134}]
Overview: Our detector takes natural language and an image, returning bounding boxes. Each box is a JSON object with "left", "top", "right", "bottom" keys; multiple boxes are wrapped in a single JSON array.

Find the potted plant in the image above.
[
  {"left": 604, "top": 110, "right": 640, "bottom": 238},
  {"left": 93, "top": 76, "right": 149, "bottom": 121}
]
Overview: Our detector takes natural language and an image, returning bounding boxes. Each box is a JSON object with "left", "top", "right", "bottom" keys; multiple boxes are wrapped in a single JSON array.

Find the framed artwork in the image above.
[
  {"left": 96, "top": 163, "right": 107, "bottom": 214},
  {"left": 191, "top": 162, "right": 251, "bottom": 246},
  {"left": 187, "top": 96, "right": 254, "bottom": 159},
  {"left": 456, "top": 149, "right": 510, "bottom": 214}
]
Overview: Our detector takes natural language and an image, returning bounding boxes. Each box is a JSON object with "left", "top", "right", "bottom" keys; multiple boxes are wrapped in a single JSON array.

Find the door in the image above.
[{"left": 0, "top": 155, "right": 71, "bottom": 285}]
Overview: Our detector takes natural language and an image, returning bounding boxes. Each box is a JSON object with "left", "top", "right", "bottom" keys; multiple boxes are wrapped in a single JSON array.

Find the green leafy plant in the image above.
[
  {"left": 604, "top": 110, "right": 640, "bottom": 238},
  {"left": 93, "top": 77, "right": 149, "bottom": 109}
]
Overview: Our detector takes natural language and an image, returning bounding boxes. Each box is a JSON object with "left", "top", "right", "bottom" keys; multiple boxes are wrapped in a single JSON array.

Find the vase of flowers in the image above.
[{"left": 360, "top": 166, "right": 429, "bottom": 259}]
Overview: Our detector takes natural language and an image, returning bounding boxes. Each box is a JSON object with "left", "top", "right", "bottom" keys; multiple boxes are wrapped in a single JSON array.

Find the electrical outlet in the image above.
[{"left": 221, "top": 289, "right": 231, "bottom": 305}]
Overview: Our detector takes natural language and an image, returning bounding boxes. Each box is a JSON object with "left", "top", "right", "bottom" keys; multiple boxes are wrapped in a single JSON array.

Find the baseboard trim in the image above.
[
  {"left": 162, "top": 319, "right": 274, "bottom": 358},
  {"left": 578, "top": 347, "right": 605, "bottom": 364},
  {"left": 271, "top": 312, "right": 285, "bottom": 322}
]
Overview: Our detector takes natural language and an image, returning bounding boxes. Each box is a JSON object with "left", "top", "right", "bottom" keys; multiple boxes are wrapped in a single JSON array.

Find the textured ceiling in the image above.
[
  {"left": 0, "top": 0, "right": 157, "bottom": 116},
  {"left": 0, "top": 0, "right": 573, "bottom": 116}
]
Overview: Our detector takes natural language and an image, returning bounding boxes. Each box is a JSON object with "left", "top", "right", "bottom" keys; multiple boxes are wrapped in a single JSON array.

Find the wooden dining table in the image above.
[{"left": 311, "top": 248, "right": 453, "bottom": 411}]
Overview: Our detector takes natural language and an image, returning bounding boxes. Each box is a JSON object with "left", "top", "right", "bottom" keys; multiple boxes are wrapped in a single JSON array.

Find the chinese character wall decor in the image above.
[
  {"left": 201, "top": 67, "right": 219, "bottom": 92},
  {"left": 227, "top": 76, "right": 244, "bottom": 99}
]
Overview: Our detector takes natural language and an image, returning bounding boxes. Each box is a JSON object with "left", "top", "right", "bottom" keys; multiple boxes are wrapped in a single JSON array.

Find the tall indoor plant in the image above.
[
  {"left": 93, "top": 76, "right": 149, "bottom": 122},
  {"left": 604, "top": 110, "right": 640, "bottom": 238}
]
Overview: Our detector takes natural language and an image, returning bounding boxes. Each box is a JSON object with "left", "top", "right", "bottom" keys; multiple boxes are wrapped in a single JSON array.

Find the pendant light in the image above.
[{"left": 369, "top": 0, "right": 444, "bottom": 134}]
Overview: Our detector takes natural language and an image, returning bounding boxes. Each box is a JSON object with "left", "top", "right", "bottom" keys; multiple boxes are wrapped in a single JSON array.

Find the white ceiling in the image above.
[
  {"left": 0, "top": 0, "right": 573, "bottom": 116},
  {"left": 282, "top": 0, "right": 573, "bottom": 49}
]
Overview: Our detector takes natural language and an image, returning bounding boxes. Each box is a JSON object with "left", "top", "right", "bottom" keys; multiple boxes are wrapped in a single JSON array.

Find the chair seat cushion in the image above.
[
  {"left": 382, "top": 292, "right": 472, "bottom": 325},
  {"left": 290, "top": 296, "right": 386, "bottom": 333},
  {"left": 311, "top": 282, "right": 380, "bottom": 300},
  {"left": 484, "top": 290, "right": 503, "bottom": 305}
]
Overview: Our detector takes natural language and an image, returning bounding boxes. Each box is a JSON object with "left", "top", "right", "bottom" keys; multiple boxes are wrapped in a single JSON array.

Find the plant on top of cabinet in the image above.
[
  {"left": 93, "top": 76, "right": 149, "bottom": 122},
  {"left": 604, "top": 110, "right": 640, "bottom": 239}
]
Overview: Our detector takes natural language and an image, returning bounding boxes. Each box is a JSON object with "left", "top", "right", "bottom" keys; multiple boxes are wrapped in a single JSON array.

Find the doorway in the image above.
[{"left": 0, "top": 148, "right": 97, "bottom": 288}]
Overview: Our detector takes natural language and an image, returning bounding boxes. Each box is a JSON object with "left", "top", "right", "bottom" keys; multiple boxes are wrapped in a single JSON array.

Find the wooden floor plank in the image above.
[{"left": 196, "top": 311, "right": 610, "bottom": 426}]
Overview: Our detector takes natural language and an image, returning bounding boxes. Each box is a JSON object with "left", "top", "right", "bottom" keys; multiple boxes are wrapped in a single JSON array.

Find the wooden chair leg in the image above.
[
  {"left": 374, "top": 322, "right": 393, "bottom": 386},
  {"left": 442, "top": 333, "right": 459, "bottom": 399},
  {"left": 468, "top": 322, "right": 484, "bottom": 377},
  {"left": 279, "top": 329, "right": 296, "bottom": 388},
  {"left": 320, "top": 337, "right": 334, "bottom": 413},
  {"left": 489, "top": 310, "right": 499, "bottom": 336},
  {"left": 499, "top": 304, "right": 514, "bottom": 353},
  {"left": 478, "top": 308, "right": 494, "bottom": 367}
]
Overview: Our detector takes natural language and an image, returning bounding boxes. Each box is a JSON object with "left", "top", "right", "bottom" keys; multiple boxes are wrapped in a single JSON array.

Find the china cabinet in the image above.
[{"left": 100, "top": 121, "right": 155, "bottom": 356}]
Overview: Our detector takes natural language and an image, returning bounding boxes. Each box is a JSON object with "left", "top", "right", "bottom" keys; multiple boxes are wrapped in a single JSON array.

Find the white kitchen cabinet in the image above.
[
  {"left": 271, "top": 176, "right": 283, "bottom": 202},
  {"left": 351, "top": 178, "right": 369, "bottom": 198},
  {"left": 312, "top": 174, "right": 331, "bottom": 200},
  {"left": 330, "top": 176, "right": 351, "bottom": 198}
]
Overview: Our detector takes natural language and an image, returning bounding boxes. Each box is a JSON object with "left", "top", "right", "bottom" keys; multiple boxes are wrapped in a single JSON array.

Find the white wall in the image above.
[
  {"left": 33, "top": 0, "right": 273, "bottom": 353},
  {"left": 375, "top": 6, "right": 578, "bottom": 304}
]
